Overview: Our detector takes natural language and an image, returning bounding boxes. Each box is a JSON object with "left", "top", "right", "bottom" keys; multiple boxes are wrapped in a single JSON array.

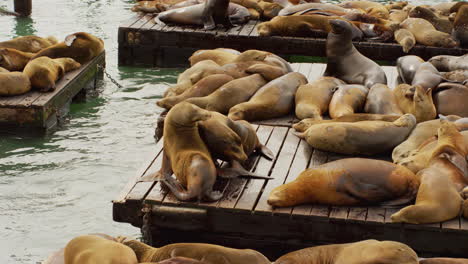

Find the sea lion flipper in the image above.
[
  {"left": 217, "top": 167, "right": 273, "bottom": 180},
  {"left": 259, "top": 144, "right": 275, "bottom": 160}
]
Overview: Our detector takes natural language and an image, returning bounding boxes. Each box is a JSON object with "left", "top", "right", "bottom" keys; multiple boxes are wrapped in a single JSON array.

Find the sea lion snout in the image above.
[
  {"left": 228, "top": 107, "right": 244, "bottom": 121},
  {"left": 329, "top": 19, "right": 350, "bottom": 33}
]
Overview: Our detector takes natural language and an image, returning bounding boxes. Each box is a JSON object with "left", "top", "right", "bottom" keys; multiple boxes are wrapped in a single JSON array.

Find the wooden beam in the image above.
[{"left": 14, "top": 0, "right": 31, "bottom": 16}]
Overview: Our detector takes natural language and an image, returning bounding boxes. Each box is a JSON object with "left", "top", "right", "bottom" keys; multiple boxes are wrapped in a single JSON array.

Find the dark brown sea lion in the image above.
[
  {"left": 295, "top": 77, "right": 344, "bottom": 120},
  {"left": 32, "top": 32, "right": 104, "bottom": 64},
  {"left": 268, "top": 158, "right": 419, "bottom": 207},
  {"left": 411, "top": 62, "right": 443, "bottom": 91},
  {"left": 0, "top": 35, "right": 57, "bottom": 53},
  {"left": 228, "top": 72, "right": 307, "bottom": 121},
  {"left": 364, "top": 84, "right": 403, "bottom": 115},
  {"left": 123, "top": 239, "right": 271, "bottom": 264},
  {"left": 23, "top": 57, "right": 81, "bottom": 92},
  {"left": 275, "top": 240, "right": 418, "bottom": 264},
  {"left": 296, "top": 114, "right": 416, "bottom": 155},
  {"left": 0, "top": 48, "right": 35, "bottom": 71},
  {"left": 396, "top": 55, "right": 424, "bottom": 84},
  {"left": 394, "top": 84, "right": 437, "bottom": 123},
  {"left": 324, "top": 19, "right": 387, "bottom": 88},
  {"left": 408, "top": 6, "right": 453, "bottom": 33},
  {"left": 450, "top": 2, "right": 468, "bottom": 13},
  {"left": 328, "top": 84, "right": 368, "bottom": 119},
  {"left": 400, "top": 18, "right": 457, "bottom": 48},
  {"left": 0, "top": 72, "right": 31, "bottom": 96},
  {"left": 201, "top": 0, "right": 232, "bottom": 29},
  {"left": 421, "top": 258, "right": 468, "bottom": 264},
  {"left": 429, "top": 54, "right": 468, "bottom": 72},
  {"left": 434, "top": 83, "right": 468, "bottom": 117},
  {"left": 454, "top": 5, "right": 468, "bottom": 47}
]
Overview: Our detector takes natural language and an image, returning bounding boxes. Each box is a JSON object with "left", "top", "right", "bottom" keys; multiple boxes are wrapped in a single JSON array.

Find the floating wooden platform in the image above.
[
  {"left": 118, "top": 14, "right": 468, "bottom": 67},
  {"left": 0, "top": 52, "right": 105, "bottom": 132},
  {"left": 113, "top": 62, "right": 468, "bottom": 260}
]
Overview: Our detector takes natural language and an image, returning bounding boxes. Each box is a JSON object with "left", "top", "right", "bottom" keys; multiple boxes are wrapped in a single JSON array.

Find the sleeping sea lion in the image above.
[
  {"left": 278, "top": 3, "right": 349, "bottom": 16},
  {"left": 328, "top": 84, "right": 368, "bottom": 119},
  {"left": 0, "top": 72, "right": 31, "bottom": 96},
  {"left": 268, "top": 158, "right": 419, "bottom": 207},
  {"left": 408, "top": 6, "right": 453, "bottom": 34},
  {"left": 295, "top": 77, "right": 344, "bottom": 120},
  {"left": 0, "top": 35, "right": 57, "bottom": 53},
  {"left": 296, "top": 114, "right": 416, "bottom": 155},
  {"left": 396, "top": 55, "right": 424, "bottom": 84},
  {"left": 385, "top": 1, "right": 408, "bottom": 10},
  {"left": 228, "top": 72, "right": 307, "bottom": 121},
  {"left": 324, "top": 19, "right": 387, "bottom": 88},
  {"left": 339, "top": 1, "right": 390, "bottom": 19},
  {"left": 393, "top": 84, "right": 436, "bottom": 123},
  {"left": 411, "top": 62, "right": 443, "bottom": 91},
  {"left": 394, "top": 29, "right": 416, "bottom": 53},
  {"left": 442, "top": 70, "right": 468, "bottom": 83},
  {"left": 364, "top": 84, "right": 403, "bottom": 115},
  {"left": 433, "top": 83, "right": 468, "bottom": 117},
  {"left": 432, "top": 2, "right": 457, "bottom": 16},
  {"left": 400, "top": 18, "right": 457, "bottom": 48},
  {"left": 453, "top": 6, "right": 468, "bottom": 47},
  {"left": 231, "top": 119, "right": 274, "bottom": 159},
  {"left": 189, "top": 48, "right": 240, "bottom": 66},
  {"left": 0, "top": 48, "right": 35, "bottom": 71},
  {"left": 429, "top": 54, "right": 468, "bottom": 72},
  {"left": 389, "top": 9, "right": 409, "bottom": 23}
]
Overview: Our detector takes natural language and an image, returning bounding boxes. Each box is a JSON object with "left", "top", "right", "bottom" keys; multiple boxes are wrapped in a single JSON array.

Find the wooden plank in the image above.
[
  {"left": 347, "top": 207, "right": 367, "bottom": 222},
  {"left": 307, "top": 63, "right": 326, "bottom": 82},
  {"left": 238, "top": 20, "right": 257, "bottom": 37},
  {"left": 442, "top": 216, "right": 460, "bottom": 231},
  {"left": 308, "top": 149, "right": 330, "bottom": 219},
  {"left": 366, "top": 206, "right": 385, "bottom": 224},
  {"left": 329, "top": 206, "right": 349, "bottom": 221},
  {"left": 121, "top": 13, "right": 144, "bottom": 28},
  {"left": 461, "top": 217, "right": 468, "bottom": 231}
]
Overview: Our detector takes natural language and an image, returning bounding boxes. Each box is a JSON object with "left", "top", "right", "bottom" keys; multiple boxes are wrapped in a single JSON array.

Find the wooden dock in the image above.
[
  {"left": 0, "top": 52, "right": 105, "bottom": 132},
  {"left": 113, "top": 62, "right": 468, "bottom": 259},
  {"left": 118, "top": 14, "right": 468, "bottom": 67}
]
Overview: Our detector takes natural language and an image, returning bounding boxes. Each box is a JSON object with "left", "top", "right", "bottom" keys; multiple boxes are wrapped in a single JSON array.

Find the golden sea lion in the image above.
[
  {"left": 268, "top": 158, "right": 419, "bottom": 207},
  {"left": 391, "top": 121, "right": 467, "bottom": 224},
  {"left": 396, "top": 55, "right": 424, "bottom": 84},
  {"left": 408, "top": 6, "right": 453, "bottom": 34},
  {"left": 364, "top": 84, "right": 403, "bottom": 115},
  {"left": 0, "top": 35, "right": 57, "bottom": 53},
  {"left": 394, "top": 84, "right": 436, "bottom": 123},
  {"left": 157, "top": 74, "right": 234, "bottom": 110},
  {"left": 258, "top": 1, "right": 283, "bottom": 19},
  {"left": 421, "top": 258, "right": 468, "bottom": 264},
  {"left": 153, "top": 257, "right": 207, "bottom": 264},
  {"left": 442, "top": 70, "right": 468, "bottom": 83},
  {"left": 123, "top": 239, "right": 271, "bottom": 264},
  {"left": 340, "top": 1, "right": 389, "bottom": 19},
  {"left": 394, "top": 29, "right": 416, "bottom": 53},
  {"left": 328, "top": 84, "right": 368, "bottom": 119},
  {"left": 411, "top": 62, "right": 443, "bottom": 91},
  {"left": 131, "top": 0, "right": 169, "bottom": 13},
  {"left": 0, "top": 72, "right": 31, "bottom": 96},
  {"left": 429, "top": 54, "right": 468, "bottom": 72},
  {"left": 293, "top": 113, "right": 400, "bottom": 132},
  {"left": 276, "top": 240, "right": 418, "bottom": 264},
  {"left": 432, "top": 2, "right": 457, "bottom": 16},
  {"left": 189, "top": 48, "right": 240, "bottom": 66},
  {"left": 231, "top": 119, "right": 274, "bottom": 159},
  {"left": 32, "top": 32, "right": 104, "bottom": 64},
  {"left": 385, "top": 1, "right": 408, "bottom": 10},
  {"left": 0, "top": 67, "right": 8, "bottom": 73},
  {"left": 295, "top": 77, "right": 344, "bottom": 120},
  {"left": 400, "top": 18, "right": 457, "bottom": 48},
  {"left": 186, "top": 74, "right": 266, "bottom": 114},
  {"left": 23, "top": 57, "right": 81, "bottom": 92},
  {"left": 454, "top": 5, "right": 468, "bottom": 47},
  {"left": 389, "top": 9, "right": 409, "bottom": 23},
  {"left": 0, "top": 48, "right": 35, "bottom": 71},
  {"left": 228, "top": 72, "right": 307, "bottom": 121},
  {"left": 296, "top": 114, "right": 416, "bottom": 155},
  {"left": 434, "top": 83, "right": 468, "bottom": 117}
]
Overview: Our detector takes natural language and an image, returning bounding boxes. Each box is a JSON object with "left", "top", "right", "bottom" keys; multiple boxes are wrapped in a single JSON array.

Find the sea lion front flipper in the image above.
[{"left": 258, "top": 144, "right": 274, "bottom": 160}]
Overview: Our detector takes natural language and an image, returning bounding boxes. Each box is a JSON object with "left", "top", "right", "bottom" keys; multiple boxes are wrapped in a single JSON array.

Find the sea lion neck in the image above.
[{"left": 123, "top": 240, "right": 158, "bottom": 262}]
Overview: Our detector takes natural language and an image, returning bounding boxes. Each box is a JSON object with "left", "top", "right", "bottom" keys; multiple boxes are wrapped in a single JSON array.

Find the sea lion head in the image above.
[
  {"left": 413, "top": 85, "right": 432, "bottom": 103},
  {"left": 393, "top": 113, "right": 416, "bottom": 128},
  {"left": 64, "top": 32, "right": 104, "bottom": 47},
  {"left": 292, "top": 118, "right": 322, "bottom": 133},
  {"left": 235, "top": 49, "right": 270, "bottom": 62},
  {"left": 329, "top": 19, "right": 353, "bottom": 37},
  {"left": 168, "top": 102, "right": 211, "bottom": 126},
  {"left": 228, "top": 105, "right": 245, "bottom": 121},
  {"left": 428, "top": 55, "right": 451, "bottom": 71},
  {"left": 59, "top": 57, "right": 81, "bottom": 71},
  {"left": 0, "top": 48, "right": 14, "bottom": 69},
  {"left": 259, "top": 2, "right": 283, "bottom": 19}
]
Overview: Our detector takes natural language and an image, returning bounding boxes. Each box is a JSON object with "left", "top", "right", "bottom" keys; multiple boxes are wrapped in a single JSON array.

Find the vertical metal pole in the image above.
[{"left": 14, "top": 0, "right": 31, "bottom": 16}]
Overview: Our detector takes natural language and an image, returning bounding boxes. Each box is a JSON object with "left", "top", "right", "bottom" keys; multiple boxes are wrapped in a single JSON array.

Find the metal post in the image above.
[{"left": 14, "top": 0, "right": 31, "bottom": 16}]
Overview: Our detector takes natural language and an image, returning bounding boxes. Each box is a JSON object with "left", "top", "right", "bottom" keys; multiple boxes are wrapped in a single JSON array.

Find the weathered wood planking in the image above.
[
  {"left": 118, "top": 16, "right": 468, "bottom": 67},
  {"left": 0, "top": 52, "right": 105, "bottom": 132}
]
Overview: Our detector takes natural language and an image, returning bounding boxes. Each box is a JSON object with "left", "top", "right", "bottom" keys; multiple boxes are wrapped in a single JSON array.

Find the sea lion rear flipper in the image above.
[
  {"left": 380, "top": 195, "right": 415, "bottom": 207},
  {"left": 217, "top": 167, "right": 273, "bottom": 180},
  {"left": 258, "top": 144, "right": 275, "bottom": 160}
]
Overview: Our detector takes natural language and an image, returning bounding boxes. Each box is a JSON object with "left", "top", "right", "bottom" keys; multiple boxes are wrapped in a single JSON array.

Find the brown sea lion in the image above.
[
  {"left": 64, "top": 235, "right": 138, "bottom": 264},
  {"left": 408, "top": 6, "right": 453, "bottom": 34},
  {"left": 411, "top": 62, "right": 443, "bottom": 91},
  {"left": 400, "top": 18, "right": 457, "bottom": 48},
  {"left": 0, "top": 35, "right": 57, "bottom": 53},
  {"left": 131, "top": 0, "right": 169, "bottom": 13},
  {"left": 295, "top": 77, "right": 344, "bottom": 120},
  {"left": 153, "top": 257, "right": 207, "bottom": 264},
  {"left": 328, "top": 84, "right": 368, "bottom": 119},
  {"left": 385, "top": 1, "right": 408, "bottom": 10},
  {"left": 396, "top": 55, "right": 424, "bottom": 84},
  {"left": 394, "top": 84, "right": 436, "bottom": 123},
  {"left": 442, "top": 70, "right": 468, "bottom": 83},
  {"left": 454, "top": 5, "right": 468, "bottom": 47},
  {"left": 340, "top": 1, "right": 389, "bottom": 18},
  {"left": 364, "top": 84, "right": 403, "bottom": 115},
  {"left": 23, "top": 57, "right": 81, "bottom": 92},
  {"left": 450, "top": 2, "right": 468, "bottom": 13},
  {"left": 32, "top": 32, "right": 104, "bottom": 64},
  {"left": 391, "top": 121, "right": 467, "bottom": 224},
  {"left": 275, "top": 240, "right": 418, "bottom": 264},
  {"left": 389, "top": 9, "right": 409, "bottom": 23},
  {"left": 293, "top": 113, "right": 400, "bottom": 132},
  {"left": 0, "top": 72, "right": 31, "bottom": 96},
  {"left": 140, "top": 102, "right": 221, "bottom": 201},
  {"left": 231, "top": 119, "right": 274, "bottom": 159},
  {"left": 258, "top": 1, "right": 283, "bottom": 19},
  {"left": 157, "top": 74, "right": 234, "bottom": 110},
  {"left": 324, "top": 19, "right": 387, "bottom": 88},
  {"left": 123, "top": 239, "right": 271, "bottom": 264},
  {"left": 186, "top": 74, "right": 266, "bottom": 114},
  {"left": 228, "top": 72, "right": 307, "bottom": 121},
  {"left": 0, "top": 48, "right": 35, "bottom": 71},
  {"left": 429, "top": 54, "right": 468, "bottom": 72},
  {"left": 432, "top": 2, "right": 457, "bottom": 16},
  {"left": 231, "top": 0, "right": 263, "bottom": 15},
  {"left": 296, "top": 114, "right": 416, "bottom": 155},
  {"left": 268, "top": 158, "right": 419, "bottom": 207},
  {"left": 421, "top": 258, "right": 468, "bottom": 264},
  {"left": 245, "top": 63, "right": 288, "bottom": 81},
  {"left": 394, "top": 29, "right": 416, "bottom": 53},
  {"left": 434, "top": 83, "right": 468, "bottom": 117},
  {"left": 201, "top": 0, "right": 232, "bottom": 30},
  {"left": 189, "top": 48, "right": 240, "bottom": 66}
]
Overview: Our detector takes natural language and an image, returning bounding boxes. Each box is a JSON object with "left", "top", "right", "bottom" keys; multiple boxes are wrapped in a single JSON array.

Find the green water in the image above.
[{"left": 0, "top": 0, "right": 454, "bottom": 263}]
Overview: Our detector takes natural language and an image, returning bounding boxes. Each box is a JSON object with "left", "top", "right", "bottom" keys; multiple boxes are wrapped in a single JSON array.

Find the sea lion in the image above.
[
  {"left": 296, "top": 114, "right": 416, "bottom": 155},
  {"left": 408, "top": 6, "right": 453, "bottom": 34},
  {"left": 391, "top": 121, "right": 467, "bottom": 224},
  {"left": 275, "top": 240, "right": 418, "bottom": 264},
  {"left": 339, "top": 1, "right": 389, "bottom": 19},
  {"left": 0, "top": 48, "right": 35, "bottom": 71},
  {"left": 454, "top": 6, "right": 468, "bottom": 47},
  {"left": 295, "top": 77, "right": 344, "bottom": 120},
  {"left": 433, "top": 83, "right": 468, "bottom": 117},
  {"left": 293, "top": 113, "right": 400, "bottom": 132},
  {"left": 228, "top": 72, "right": 307, "bottom": 121},
  {"left": 231, "top": 0, "right": 263, "bottom": 16},
  {"left": 154, "top": 257, "right": 207, "bottom": 264},
  {"left": 0, "top": 72, "right": 31, "bottom": 96},
  {"left": 0, "top": 35, "right": 57, "bottom": 53},
  {"left": 186, "top": 74, "right": 266, "bottom": 114},
  {"left": 245, "top": 63, "right": 288, "bottom": 81},
  {"left": 385, "top": 1, "right": 408, "bottom": 10},
  {"left": 442, "top": 70, "right": 468, "bottom": 83},
  {"left": 0, "top": 67, "right": 8, "bottom": 73},
  {"left": 258, "top": 1, "right": 282, "bottom": 19},
  {"left": 324, "top": 19, "right": 387, "bottom": 88},
  {"left": 201, "top": 0, "right": 232, "bottom": 30},
  {"left": 389, "top": 9, "right": 409, "bottom": 23},
  {"left": 396, "top": 55, "right": 424, "bottom": 84},
  {"left": 23, "top": 57, "right": 81, "bottom": 92},
  {"left": 451, "top": 2, "right": 468, "bottom": 14},
  {"left": 394, "top": 29, "right": 415, "bottom": 53},
  {"left": 64, "top": 235, "right": 138, "bottom": 264},
  {"left": 189, "top": 48, "right": 240, "bottom": 66},
  {"left": 141, "top": 102, "right": 221, "bottom": 201},
  {"left": 231, "top": 119, "right": 274, "bottom": 159},
  {"left": 123, "top": 239, "right": 271, "bottom": 264},
  {"left": 278, "top": 3, "right": 349, "bottom": 16},
  {"left": 268, "top": 158, "right": 419, "bottom": 207},
  {"left": 157, "top": 74, "right": 234, "bottom": 110},
  {"left": 429, "top": 54, "right": 468, "bottom": 72},
  {"left": 394, "top": 84, "right": 436, "bottom": 123},
  {"left": 131, "top": 0, "right": 169, "bottom": 13},
  {"left": 400, "top": 18, "right": 457, "bottom": 48},
  {"left": 432, "top": 2, "right": 457, "bottom": 16},
  {"left": 421, "top": 258, "right": 468, "bottom": 264},
  {"left": 328, "top": 84, "right": 368, "bottom": 119},
  {"left": 411, "top": 62, "right": 443, "bottom": 91},
  {"left": 32, "top": 32, "right": 104, "bottom": 64},
  {"left": 364, "top": 84, "right": 403, "bottom": 115}
]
